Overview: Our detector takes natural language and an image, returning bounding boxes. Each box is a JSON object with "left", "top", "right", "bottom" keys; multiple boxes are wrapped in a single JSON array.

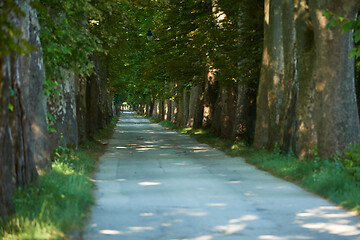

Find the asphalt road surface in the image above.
[{"left": 84, "top": 111, "right": 360, "bottom": 240}]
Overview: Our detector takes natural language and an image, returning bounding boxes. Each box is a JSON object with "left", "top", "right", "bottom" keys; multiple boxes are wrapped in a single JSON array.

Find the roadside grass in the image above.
[
  {"left": 0, "top": 114, "right": 119, "bottom": 239},
  {"left": 157, "top": 119, "right": 360, "bottom": 215}
]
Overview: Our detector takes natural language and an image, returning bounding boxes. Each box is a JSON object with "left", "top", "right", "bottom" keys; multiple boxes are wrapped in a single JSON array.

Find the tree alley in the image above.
[
  {"left": 1, "top": 0, "right": 360, "bottom": 223},
  {"left": 130, "top": 1, "right": 360, "bottom": 159}
]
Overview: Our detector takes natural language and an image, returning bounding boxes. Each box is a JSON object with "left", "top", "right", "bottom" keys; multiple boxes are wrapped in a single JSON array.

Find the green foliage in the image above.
[
  {"left": 0, "top": 0, "right": 34, "bottom": 55},
  {"left": 344, "top": 144, "right": 360, "bottom": 181},
  {"left": 104, "top": 0, "right": 263, "bottom": 106},
  {"left": 35, "top": 0, "right": 102, "bottom": 94},
  {"left": 46, "top": 113, "right": 57, "bottom": 133}
]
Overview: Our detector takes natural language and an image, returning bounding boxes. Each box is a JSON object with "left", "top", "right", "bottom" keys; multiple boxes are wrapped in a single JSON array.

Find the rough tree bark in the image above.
[
  {"left": 48, "top": 69, "right": 78, "bottom": 150},
  {"left": 254, "top": 0, "right": 270, "bottom": 149},
  {"left": 309, "top": 0, "right": 360, "bottom": 158},
  {"left": 76, "top": 75, "right": 87, "bottom": 144},
  {"left": 266, "top": 0, "right": 285, "bottom": 149},
  {"left": 211, "top": 84, "right": 237, "bottom": 139},
  {"left": 0, "top": 0, "right": 49, "bottom": 220},
  {"left": 177, "top": 87, "right": 190, "bottom": 127},
  {"left": 187, "top": 83, "right": 204, "bottom": 128},
  {"left": 295, "top": 0, "right": 317, "bottom": 158},
  {"left": 278, "top": 0, "right": 299, "bottom": 154},
  {"left": 233, "top": 83, "right": 257, "bottom": 144},
  {"left": 0, "top": 56, "right": 15, "bottom": 220},
  {"left": 85, "top": 53, "right": 114, "bottom": 139}
]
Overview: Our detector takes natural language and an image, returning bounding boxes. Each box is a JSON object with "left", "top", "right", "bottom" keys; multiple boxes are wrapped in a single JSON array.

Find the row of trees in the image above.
[
  {"left": 119, "top": 0, "right": 360, "bottom": 159},
  {"left": 0, "top": 0, "right": 119, "bottom": 221},
  {"left": 254, "top": 0, "right": 360, "bottom": 159}
]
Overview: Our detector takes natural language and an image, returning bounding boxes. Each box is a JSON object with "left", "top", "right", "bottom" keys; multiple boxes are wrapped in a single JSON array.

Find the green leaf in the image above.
[
  {"left": 9, "top": 86, "right": 14, "bottom": 96},
  {"left": 343, "top": 21, "right": 355, "bottom": 32},
  {"left": 326, "top": 19, "right": 339, "bottom": 29},
  {"left": 8, "top": 103, "right": 14, "bottom": 112},
  {"left": 354, "top": 30, "right": 360, "bottom": 43}
]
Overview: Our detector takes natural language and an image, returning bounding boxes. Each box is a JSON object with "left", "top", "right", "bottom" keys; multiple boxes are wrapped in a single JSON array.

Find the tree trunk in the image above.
[
  {"left": 187, "top": 84, "right": 204, "bottom": 128},
  {"left": 0, "top": 0, "right": 49, "bottom": 220},
  {"left": 48, "top": 69, "right": 78, "bottom": 150},
  {"left": 86, "top": 53, "right": 114, "bottom": 138},
  {"left": 267, "top": 0, "right": 285, "bottom": 149},
  {"left": 177, "top": 87, "right": 190, "bottom": 127},
  {"left": 0, "top": 56, "right": 15, "bottom": 220},
  {"left": 233, "top": 83, "right": 257, "bottom": 144},
  {"left": 309, "top": 0, "right": 360, "bottom": 158},
  {"left": 202, "top": 70, "right": 218, "bottom": 128},
  {"left": 211, "top": 84, "right": 237, "bottom": 139},
  {"left": 152, "top": 100, "right": 164, "bottom": 120},
  {"left": 171, "top": 100, "right": 177, "bottom": 123},
  {"left": 164, "top": 99, "right": 171, "bottom": 121},
  {"left": 254, "top": 0, "right": 270, "bottom": 149},
  {"left": 278, "top": 0, "right": 299, "bottom": 154},
  {"left": 294, "top": 0, "right": 317, "bottom": 159},
  {"left": 76, "top": 75, "right": 88, "bottom": 144},
  {"left": 26, "top": 5, "right": 50, "bottom": 171}
]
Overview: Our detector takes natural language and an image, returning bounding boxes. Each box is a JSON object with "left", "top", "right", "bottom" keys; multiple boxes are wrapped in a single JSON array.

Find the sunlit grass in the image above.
[
  {"left": 0, "top": 150, "right": 95, "bottom": 239},
  {"left": 0, "top": 114, "right": 120, "bottom": 239},
  {"left": 248, "top": 150, "right": 360, "bottom": 214}
]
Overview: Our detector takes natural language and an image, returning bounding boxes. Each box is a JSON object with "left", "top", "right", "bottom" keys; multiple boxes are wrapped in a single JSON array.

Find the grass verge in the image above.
[
  {"left": 157, "top": 119, "right": 360, "bottom": 215},
  {"left": 0, "top": 115, "right": 119, "bottom": 239}
]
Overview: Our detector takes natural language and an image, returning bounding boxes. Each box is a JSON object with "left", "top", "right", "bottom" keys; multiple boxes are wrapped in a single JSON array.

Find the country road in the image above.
[{"left": 84, "top": 111, "right": 360, "bottom": 240}]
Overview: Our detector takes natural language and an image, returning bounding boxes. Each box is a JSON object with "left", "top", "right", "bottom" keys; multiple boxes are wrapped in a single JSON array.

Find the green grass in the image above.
[
  {"left": 0, "top": 149, "right": 95, "bottom": 239},
  {"left": 247, "top": 150, "right": 360, "bottom": 214},
  {"left": 0, "top": 114, "right": 119, "bottom": 239},
  {"left": 157, "top": 119, "right": 360, "bottom": 215}
]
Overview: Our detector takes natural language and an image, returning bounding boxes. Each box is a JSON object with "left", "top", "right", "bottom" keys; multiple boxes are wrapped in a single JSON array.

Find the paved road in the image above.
[{"left": 84, "top": 111, "right": 360, "bottom": 240}]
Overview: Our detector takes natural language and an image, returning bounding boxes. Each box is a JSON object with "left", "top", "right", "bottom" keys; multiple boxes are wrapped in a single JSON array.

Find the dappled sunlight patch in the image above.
[
  {"left": 296, "top": 206, "right": 357, "bottom": 218},
  {"left": 244, "top": 191, "right": 256, "bottom": 196},
  {"left": 259, "top": 235, "right": 313, "bottom": 240},
  {"left": 138, "top": 181, "right": 162, "bottom": 186},
  {"left": 217, "top": 173, "right": 227, "bottom": 177},
  {"left": 174, "top": 162, "right": 187, "bottom": 166},
  {"left": 185, "top": 211, "right": 208, "bottom": 217},
  {"left": 99, "top": 229, "right": 123, "bottom": 235},
  {"left": 139, "top": 212, "right": 154, "bottom": 216},
  {"left": 136, "top": 147, "right": 154, "bottom": 151},
  {"left": 115, "top": 146, "right": 127, "bottom": 149},
  {"left": 170, "top": 235, "right": 213, "bottom": 240},
  {"left": 229, "top": 215, "right": 258, "bottom": 223},
  {"left": 206, "top": 203, "right": 227, "bottom": 207},
  {"left": 127, "top": 226, "right": 154, "bottom": 233},
  {"left": 90, "top": 179, "right": 106, "bottom": 182},
  {"left": 296, "top": 206, "right": 360, "bottom": 236},
  {"left": 168, "top": 208, "right": 209, "bottom": 217},
  {"left": 301, "top": 222, "right": 360, "bottom": 236},
  {"left": 115, "top": 179, "right": 127, "bottom": 182},
  {"left": 212, "top": 224, "right": 246, "bottom": 235},
  {"left": 227, "top": 180, "right": 242, "bottom": 184}
]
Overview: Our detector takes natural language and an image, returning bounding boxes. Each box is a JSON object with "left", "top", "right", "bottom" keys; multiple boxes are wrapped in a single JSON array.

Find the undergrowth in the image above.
[
  {"left": 157, "top": 119, "right": 360, "bottom": 215},
  {"left": 0, "top": 114, "right": 119, "bottom": 239}
]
